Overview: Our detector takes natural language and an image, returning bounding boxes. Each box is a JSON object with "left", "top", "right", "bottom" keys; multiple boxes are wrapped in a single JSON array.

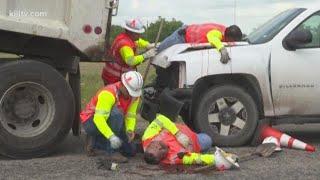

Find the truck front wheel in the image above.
[
  {"left": 0, "top": 60, "right": 75, "bottom": 158},
  {"left": 193, "top": 85, "right": 258, "bottom": 146}
]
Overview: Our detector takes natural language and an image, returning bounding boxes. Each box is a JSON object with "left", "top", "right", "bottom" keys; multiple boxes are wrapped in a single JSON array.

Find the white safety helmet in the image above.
[
  {"left": 214, "top": 147, "right": 240, "bottom": 170},
  {"left": 124, "top": 19, "right": 145, "bottom": 34},
  {"left": 262, "top": 136, "right": 281, "bottom": 151},
  {"left": 121, "top": 71, "right": 143, "bottom": 97}
]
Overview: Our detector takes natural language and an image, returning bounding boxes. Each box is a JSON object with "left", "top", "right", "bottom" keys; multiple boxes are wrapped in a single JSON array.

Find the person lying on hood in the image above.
[{"left": 157, "top": 23, "right": 242, "bottom": 64}]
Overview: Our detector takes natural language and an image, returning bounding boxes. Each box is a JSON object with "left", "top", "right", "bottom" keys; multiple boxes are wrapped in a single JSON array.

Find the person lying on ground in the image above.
[{"left": 141, "top": 89, "right": 239, "bottom": 170}]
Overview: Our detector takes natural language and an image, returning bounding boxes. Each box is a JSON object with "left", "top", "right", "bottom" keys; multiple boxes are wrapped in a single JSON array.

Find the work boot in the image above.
[
  {"left": 106, "top": 152, "right": 128, "bottom": 163},
  {"left": 85, "top": 135, "right": 96, "bottom": 157}
]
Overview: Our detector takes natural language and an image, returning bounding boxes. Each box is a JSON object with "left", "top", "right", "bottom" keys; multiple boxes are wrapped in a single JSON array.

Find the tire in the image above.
[
  {"left": 0, "top": 60, "right": 75, "bottom": 158},
  {"left": 193, "top": 84, "right": 258, "bottom": 146}
]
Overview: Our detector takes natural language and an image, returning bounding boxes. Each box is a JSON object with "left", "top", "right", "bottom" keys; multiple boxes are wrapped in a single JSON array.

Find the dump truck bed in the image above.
[{"left": 0, "top": 0, "right": 111, "bottom": 55}]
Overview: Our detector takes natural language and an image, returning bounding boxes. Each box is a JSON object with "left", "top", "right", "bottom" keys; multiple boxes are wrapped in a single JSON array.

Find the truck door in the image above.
[{"left": 271, "top": 11, "right": 320, "bottom": 115}]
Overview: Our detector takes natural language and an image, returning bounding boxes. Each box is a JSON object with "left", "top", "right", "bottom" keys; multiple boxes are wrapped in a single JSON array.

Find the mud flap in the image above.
[
  {"left": 140, "top": 98, "right": 159, "bottom": 123},
  {"left": 159, "top": 89, "right": 184, "bottom": 121},
  {"left": 69, "top": 64, "right": 81, "bottom": 136}
]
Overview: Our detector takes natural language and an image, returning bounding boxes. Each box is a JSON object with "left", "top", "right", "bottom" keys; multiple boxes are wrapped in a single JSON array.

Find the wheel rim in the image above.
[
  {"left": 0, "top": 82, "right": 55, "bottom": 138},
  {"left": 207, "top": 97, "right": 247, "bottom": 136}
]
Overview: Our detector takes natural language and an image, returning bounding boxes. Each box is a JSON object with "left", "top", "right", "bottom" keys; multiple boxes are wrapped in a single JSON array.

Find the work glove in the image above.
[
  {"left": 142, "top": 48, "right": 157, "bottom": 60},
  {"left": 126, "top": 131, "right": 135, "bottom": 143},
  {"left": 109, "top": 135, "right": 122, "bottom": 149},
  {"left": 220, "top": 47, "right": 230, "bottom": 64},
  {"left": 146, "top": 43, "right": 155, "bottom": 50},
  {"left": 175, "top": 131, "right": 191, "bottom": 149},
  {"left": 146, "top": 43, "right": 161, "bottom": 50}
]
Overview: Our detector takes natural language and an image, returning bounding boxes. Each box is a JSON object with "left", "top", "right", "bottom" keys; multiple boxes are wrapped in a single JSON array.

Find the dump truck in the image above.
[
  {"left": 141, "top": 6, "right": 320, "bottom": 146},
  {"left": 0, "top": 0, "right": 118, "bottom": 158}
]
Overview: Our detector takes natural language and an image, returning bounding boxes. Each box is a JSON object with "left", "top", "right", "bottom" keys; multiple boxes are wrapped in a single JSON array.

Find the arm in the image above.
[
  {"left": 93, "top": 91, "right": 116, "bottom": 139},
  {"left": 153, "top": 114, "right": 179, "bottom": 135},
  {"left": 182, "top": 153, "right": 214, "bottom": 165},
  {"left": 119, "top": 46, "right": 145, "bottom": 67},
  {"left": 142, "top": 114, "right": 179, "bottom": 141},
  {"left": 206, "top": 30, "right": 224, "bottom": 51},
  {"left": 125, "top": 98, "right": 140, "bottom": 132},
  {"left": 135, "top": 38, "right": 150, "bottom": 49}
]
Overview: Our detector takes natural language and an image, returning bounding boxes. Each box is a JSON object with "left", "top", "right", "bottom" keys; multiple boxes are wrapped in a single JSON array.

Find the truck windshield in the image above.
[{"left": 247, "top": 8, "right": 306, "bottom": 44}]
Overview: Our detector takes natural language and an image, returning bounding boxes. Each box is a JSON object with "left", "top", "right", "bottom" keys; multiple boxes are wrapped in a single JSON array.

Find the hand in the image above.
[
  {"left": 143, "top": 48, "right": 157, "bottom": 59},
  {"left": 109, "top": 135, "right": 122, "bottom": 149},
  {"left": 220, "top": 47, "right": 230, "bottom": 64},
  {"left": 175, "top": 131, "right": 191, "bottom": 148},
  {"left": 127, "top": 131, "right": 135, "bottom": 143},
  {"left": 147, "top": 43, "right": 161, "bottom": 50},
  {"left": 146, "top": 43, "right": 155, "bottom": 50}
]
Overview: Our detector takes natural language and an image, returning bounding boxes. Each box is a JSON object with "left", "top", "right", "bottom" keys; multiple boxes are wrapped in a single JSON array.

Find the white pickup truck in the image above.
[
  {"left": 141, "top": 6, "right": 320, "bottom": 146},
  {"left": 0, "top": 0, "right": 118, "bottom": 158}
]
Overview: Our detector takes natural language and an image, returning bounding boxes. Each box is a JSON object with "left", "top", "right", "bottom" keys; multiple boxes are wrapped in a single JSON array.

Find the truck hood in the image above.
[{"left": 152, "top": 42, "right": 250, "bottom": 68}]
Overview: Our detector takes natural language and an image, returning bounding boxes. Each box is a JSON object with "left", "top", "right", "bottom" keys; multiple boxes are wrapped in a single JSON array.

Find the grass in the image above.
[{"left": 80, "top": 62, "right": 156, "bottom": 108}]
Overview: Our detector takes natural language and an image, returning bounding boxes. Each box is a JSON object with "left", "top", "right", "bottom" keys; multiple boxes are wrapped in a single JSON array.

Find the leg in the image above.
[
  {"left": 197, "top": 133, "right": 213, "bottom": 152},
  {"left": 84, "top": 134, "right": 96, "bottom": 156},
  {"left": 107, "top": 108, "right": 136, "bottom": 157},
  {"left": 83, "top": 117, "right": 114, "bottom": 154},
  {"left": 83, "top": 107, "right": 135, "bottom": 157},
  {"left": 157, "top": 26, "right": 186, "bottom": 52}
]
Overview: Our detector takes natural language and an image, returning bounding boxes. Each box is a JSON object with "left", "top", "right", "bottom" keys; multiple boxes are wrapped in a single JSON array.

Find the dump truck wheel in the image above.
[
  {"left": 0, "top": 60, "right": 74, "bottom": 158},
  {"left": 193, "top": 85, "right": 258, "bottom": 146}
]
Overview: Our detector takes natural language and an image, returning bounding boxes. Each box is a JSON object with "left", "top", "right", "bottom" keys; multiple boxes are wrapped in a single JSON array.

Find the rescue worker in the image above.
[
  {"left": 157, "top": 23, "right": 243, "bottom": 64},
  {"left": 81, "top": 71, "right": 143, "bottom": 162},
  {"left": 142, "top": 89, "right": 239, "bottom": 169},
  {"left": 102, "top": 19, "right": 157, "bottom": 85}
]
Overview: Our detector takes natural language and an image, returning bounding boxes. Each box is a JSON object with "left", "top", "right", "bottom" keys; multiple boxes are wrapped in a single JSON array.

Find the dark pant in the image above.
[
  {"left": 83, "top": 107, "right": 136, "bottom": 157},
  {"left": 157, "top": 25, "right": 187, "bottom": 52}
]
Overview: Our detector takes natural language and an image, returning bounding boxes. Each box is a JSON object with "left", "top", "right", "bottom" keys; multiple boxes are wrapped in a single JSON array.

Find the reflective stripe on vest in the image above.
[
  {"left": 103, "top": 32, "right": 138, "bottom": 79},
  {"left": 103, "top": 62, "right": 135, "bottom": 78},
  {"left": 185, "top": 23, "right": 226, "bottom": 43}
]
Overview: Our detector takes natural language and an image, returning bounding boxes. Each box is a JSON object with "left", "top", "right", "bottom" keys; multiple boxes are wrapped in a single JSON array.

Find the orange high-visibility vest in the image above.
[
  {"left": 102, "top": 32, "right": 137, "bottom": 83},
  {"left": 185, "top": 23, "right": 226, "bottom": 43},
  {"left": 142, "top": 124, "right": 201, "bottom": 165},
  {"left": 80, "top": 82, "right": 133, "bottom": 123}
]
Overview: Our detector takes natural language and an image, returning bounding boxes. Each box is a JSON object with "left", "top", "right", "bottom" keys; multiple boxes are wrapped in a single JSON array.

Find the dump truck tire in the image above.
[
  {"left": 193, "top": 84, "right": 258, "bottom": 146},
  {"left": 0, "top": 60, "right": 75, "bottom": 158}
]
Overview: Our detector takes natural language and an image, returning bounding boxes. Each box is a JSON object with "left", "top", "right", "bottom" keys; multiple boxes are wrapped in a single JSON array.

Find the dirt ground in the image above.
[{"left": 0, "top": 123, "right": 319, "bottom": 180}]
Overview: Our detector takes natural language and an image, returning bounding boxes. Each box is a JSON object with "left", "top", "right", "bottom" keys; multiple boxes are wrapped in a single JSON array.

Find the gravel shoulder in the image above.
[{"left": 1, "top": 124, "right": 320, "bottom": 180}]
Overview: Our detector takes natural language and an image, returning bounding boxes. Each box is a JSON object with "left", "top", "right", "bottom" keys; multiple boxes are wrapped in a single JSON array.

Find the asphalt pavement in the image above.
[{"left": 0, "top": 123, "right": 320, "bottom": 180}]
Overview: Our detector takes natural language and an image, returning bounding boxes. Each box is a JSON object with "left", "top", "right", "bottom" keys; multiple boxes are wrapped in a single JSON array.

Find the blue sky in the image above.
[{"left": 113, "top": 0, "right": 319, "bottom": 34}]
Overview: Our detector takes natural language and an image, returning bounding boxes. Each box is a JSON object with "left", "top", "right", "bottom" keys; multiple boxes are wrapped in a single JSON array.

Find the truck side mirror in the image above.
[{"left": 283, "top": 29, "right": 313, "bottom": 51}]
